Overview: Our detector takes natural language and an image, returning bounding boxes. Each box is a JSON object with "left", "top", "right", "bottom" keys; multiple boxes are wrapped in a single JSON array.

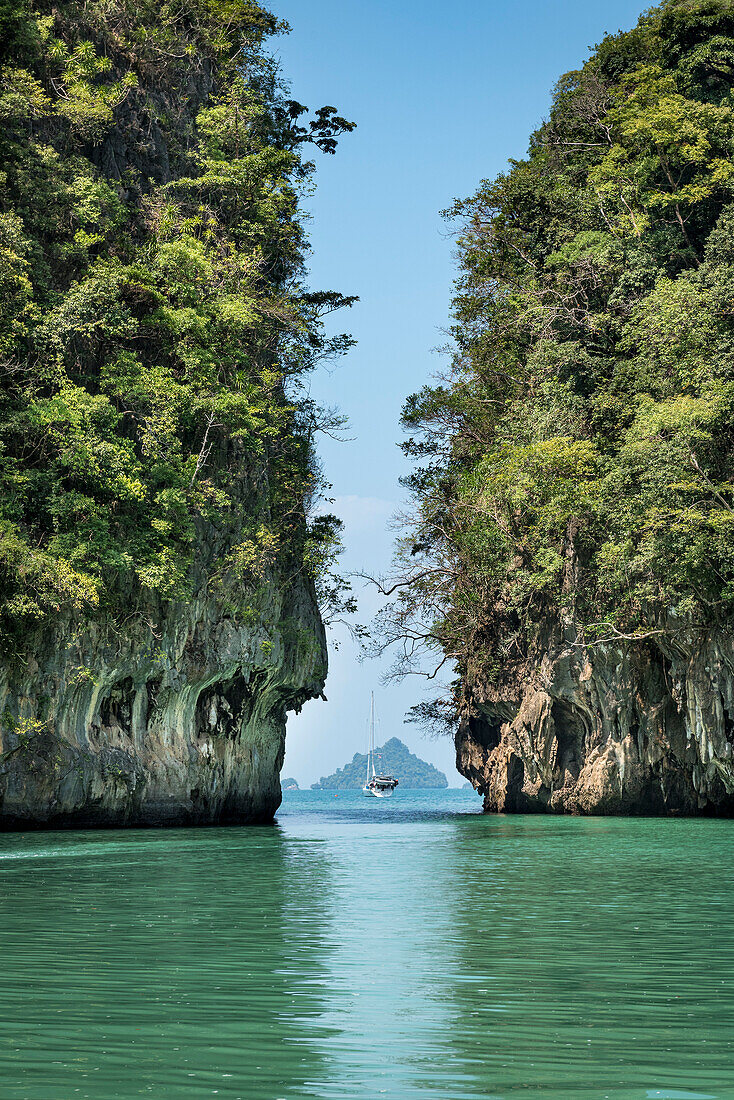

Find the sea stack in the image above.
[
  {"left": 391, "top": 1, "right": 734, "bottom": 815},
  {"left": 0, "top": 0, "right": 353, "bottom": 825}
]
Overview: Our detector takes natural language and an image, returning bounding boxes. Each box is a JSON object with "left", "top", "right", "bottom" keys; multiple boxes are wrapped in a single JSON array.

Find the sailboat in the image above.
[{"left": 362, "top": 692, "right": 399, "bottom": 798}]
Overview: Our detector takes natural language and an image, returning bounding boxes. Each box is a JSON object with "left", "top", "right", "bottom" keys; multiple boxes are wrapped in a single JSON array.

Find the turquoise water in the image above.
[{"left": 0, "top": 788, "right": 733, "bottom": 1099}]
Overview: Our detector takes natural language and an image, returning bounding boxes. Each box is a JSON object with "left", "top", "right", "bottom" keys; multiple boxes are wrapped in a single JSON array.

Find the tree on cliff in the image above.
[
  {"left": 376, "top": 0, "right": 734, "bottom": 723},
  {"left": 0, "top": 0, "right": 355, "bottom": 646}
]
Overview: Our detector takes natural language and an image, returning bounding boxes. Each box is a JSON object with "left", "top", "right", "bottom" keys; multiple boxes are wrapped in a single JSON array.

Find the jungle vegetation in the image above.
[
  {"left": 377, "top": 0, "right": 734, "bottom": 727},
  {"left": 0, "top": 0, "right": 354, "bottom": 644}
]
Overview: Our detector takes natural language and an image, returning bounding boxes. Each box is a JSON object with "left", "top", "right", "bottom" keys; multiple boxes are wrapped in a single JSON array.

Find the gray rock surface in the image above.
[
  {"left": 0, "top": 573, "right": 326, "bottom": 827},
  {"left": 457, "top": 627, "right": 734, "bottom": 815}
]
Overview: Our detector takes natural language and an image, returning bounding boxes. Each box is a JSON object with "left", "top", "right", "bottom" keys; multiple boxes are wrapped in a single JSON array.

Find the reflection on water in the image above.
[
  {"left": 0, "top": 789, "right": 733, "bottom": 1099},
  {"left": 0, "top": 825, "right": 335, "bottom": 1099},
  {"left": 444, "top": 814, "right": 734, "bottom": 1100}
]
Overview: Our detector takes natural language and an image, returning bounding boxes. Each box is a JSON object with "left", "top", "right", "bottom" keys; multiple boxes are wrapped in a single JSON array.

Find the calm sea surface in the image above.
[{"left": 0, "top": 788, "right": 732, "bottom": 1099}]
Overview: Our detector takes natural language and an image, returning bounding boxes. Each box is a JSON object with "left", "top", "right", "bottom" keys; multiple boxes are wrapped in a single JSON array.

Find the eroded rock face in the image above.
[
  {"left": 0, "top": 575, "right": 326, "bottom": 828},
  {"left": 457, "top": 629, "right": 734, "bottom": 816}
]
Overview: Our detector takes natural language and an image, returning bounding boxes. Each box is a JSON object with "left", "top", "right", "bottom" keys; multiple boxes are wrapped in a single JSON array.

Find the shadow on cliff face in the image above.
[
  {"left": 457, "top": 633, "right": 734, "bottom": 817},
  {"left": 0, "top": 574, "right": 327, "bottom": 829}
]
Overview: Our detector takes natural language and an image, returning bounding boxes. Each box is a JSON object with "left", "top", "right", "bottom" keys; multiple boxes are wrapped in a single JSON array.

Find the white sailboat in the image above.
[{"left": 362, "top": 692, "right": 399, "bottom": 798}]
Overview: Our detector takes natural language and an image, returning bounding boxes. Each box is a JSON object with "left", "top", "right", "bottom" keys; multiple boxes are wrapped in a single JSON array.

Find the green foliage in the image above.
[
  {"left": 385, "top": 0, "right": 734, "bottom": 697},
  {"left": 0, "top": 0, "right": 355, "bottom": 643}
]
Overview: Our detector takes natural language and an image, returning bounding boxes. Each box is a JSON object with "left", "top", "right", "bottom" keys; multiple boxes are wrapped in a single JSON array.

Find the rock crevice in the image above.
[
  {"left": 0, "top": 574, "right": 326, "bottom": 827},
  {"left": 458, "top": 629, "right": 734, "bottom": 816}
]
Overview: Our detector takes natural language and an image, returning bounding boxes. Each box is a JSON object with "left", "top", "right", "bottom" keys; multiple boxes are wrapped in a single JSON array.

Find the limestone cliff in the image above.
[
  {"left": 0, "top": 574, "right": 326, "bottom": 827},
  {"left": 392, "top": 3, "right": 734, "bottom": 818},
  {"left": 458, "top": 626, "right": 734, "bottom": 816},
  {"left": 0, "top": 1, "right": 349, "bottom": 825}
]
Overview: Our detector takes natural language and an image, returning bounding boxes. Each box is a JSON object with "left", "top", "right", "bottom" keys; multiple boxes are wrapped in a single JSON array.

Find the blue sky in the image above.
[{"left": 277, "top": 0, "right": 646, "bottom": 786}]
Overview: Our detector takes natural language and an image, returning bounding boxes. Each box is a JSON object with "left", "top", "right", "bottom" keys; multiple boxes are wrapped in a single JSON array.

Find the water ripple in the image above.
[{"left": 0, "top": 789, "right": 732, "bottom": 1099}]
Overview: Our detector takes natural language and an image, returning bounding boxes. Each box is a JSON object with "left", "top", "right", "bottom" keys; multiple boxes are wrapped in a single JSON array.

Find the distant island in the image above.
[
  {"left": 312, "top": 738, "right": 448, "bottom": 790},
  {"left": 281, "top": 778, "right": 300, "bottom": 791}
]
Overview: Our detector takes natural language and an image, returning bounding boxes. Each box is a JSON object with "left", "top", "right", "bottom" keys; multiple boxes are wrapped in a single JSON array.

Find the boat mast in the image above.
[{"left": 370, "top": 692, "right": 376, "bottom": 778}]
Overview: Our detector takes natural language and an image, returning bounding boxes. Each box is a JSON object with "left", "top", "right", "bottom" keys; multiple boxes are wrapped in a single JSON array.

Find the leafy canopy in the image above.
[
  {"left": 379, "top": 0, "right": 734, "bottom": 709},
  {"left": 0, "top": 0, "right": 355, "bottom": 639}
]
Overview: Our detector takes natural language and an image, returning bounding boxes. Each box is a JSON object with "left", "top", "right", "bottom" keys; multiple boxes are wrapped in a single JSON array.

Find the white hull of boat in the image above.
[{"left": 363, "top": 784, "right": 394, "bottom": 798}]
